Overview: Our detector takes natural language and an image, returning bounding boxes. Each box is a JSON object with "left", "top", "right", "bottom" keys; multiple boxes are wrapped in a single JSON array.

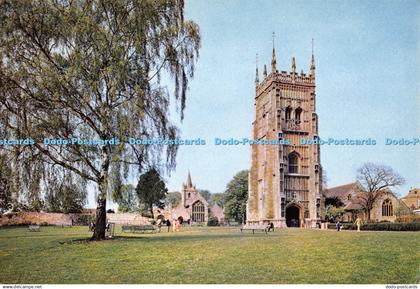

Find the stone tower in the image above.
[{"left": 247, "top": 42, "right": 323, "bottom": 228}]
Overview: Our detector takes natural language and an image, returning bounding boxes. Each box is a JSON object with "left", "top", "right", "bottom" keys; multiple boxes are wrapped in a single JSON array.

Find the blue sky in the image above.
[{"left": 92, "top": 0, "right": 419, "bottom": 208}]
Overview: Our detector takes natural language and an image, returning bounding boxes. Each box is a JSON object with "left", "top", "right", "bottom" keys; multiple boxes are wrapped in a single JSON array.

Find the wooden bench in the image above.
[
  {"left": 28, "top": 225, "right": 40, "bottom": 232},
  {"left": 121, "top": 225, "right": 157, "bottom": 233},
  {"left": 240, "top": 225, "right": 268, "bottom": 234}
]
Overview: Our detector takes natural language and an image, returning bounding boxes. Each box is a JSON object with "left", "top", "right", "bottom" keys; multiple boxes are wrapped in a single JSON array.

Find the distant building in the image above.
[
  {"left": 401, "top": 188, "right": 420, "bottom": 210},
  {"left": 170, "top": 172, "right": 225, "bottom": 224},
  {"left": 325, "top": 181, "right": 407, "bottom": 222}
]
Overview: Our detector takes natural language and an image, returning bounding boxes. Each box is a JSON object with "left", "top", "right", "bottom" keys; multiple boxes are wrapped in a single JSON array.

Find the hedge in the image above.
[{"left": 327, "top": 222, "right": 420, "bottom": 231}]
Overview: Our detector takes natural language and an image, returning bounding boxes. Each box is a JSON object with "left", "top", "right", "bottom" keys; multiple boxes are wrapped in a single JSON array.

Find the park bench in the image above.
[
  {"left": 28, "top": 225, "right": 40, "bottom": 232},
  {"left": 121, "top": 225, "right": 157, "bottom": 234},
  {"left": 240, "top": 225, "right": 268, "bottom": 234}
]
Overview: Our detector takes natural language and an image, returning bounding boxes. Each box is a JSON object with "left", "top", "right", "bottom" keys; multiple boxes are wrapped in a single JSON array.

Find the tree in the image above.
[
  {"left": 113, "top": 184, "right": 137, "bottom": 213},
  {"left": 198, "top": 189, "right": 211, "bottom": 203},
  {"left": 44, "top": 169, "right": 87, "bottom": 213},
  {"left": 136, "top": 169, "right": 167, "bottom": 218},
  {"left": 210, "top": 193, "right": 225, "bottom": 207},
  {"left": 223, "top": 170, "right": 248, "bottom": 223},
  {"left": 356, "top": 163, "right": 405, "bottom": 222},
  {"left": 324, "top": 205, "right": 345, "bottom": 222},
  {"left": 0, "top": 0, "right": 200, "bottom": 239},
  {"left": 164, "top": 191, "right": 181, "bottom": 208},
  {"left": 0, "top": 155, "right": 13, "bottom": 214}
]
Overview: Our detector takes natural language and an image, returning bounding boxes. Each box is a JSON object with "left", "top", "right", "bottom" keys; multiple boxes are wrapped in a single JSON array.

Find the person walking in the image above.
[
  {"left": 156, "top": 218, "right": 162, "bottom": 233},
  {"left": 336, "top": 221, "right": 342, "bottom": 232},
  {"left": 355, "top": 217, "right": 363, "bottom": 232},
  {"left": 166, "top": 219, "right": 171, "bottom": 232}
]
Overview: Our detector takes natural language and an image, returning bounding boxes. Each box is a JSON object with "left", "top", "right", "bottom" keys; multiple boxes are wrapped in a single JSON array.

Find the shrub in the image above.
[
  {"left": 328, "top": 222, "right": 420, "bottom": 231},
  {"left": 207, "top": 216, "right": 219, "bottom": 226}
]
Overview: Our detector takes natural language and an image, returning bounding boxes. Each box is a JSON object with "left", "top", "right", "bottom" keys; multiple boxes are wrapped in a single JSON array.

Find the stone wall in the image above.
[{"left": 0, "top": 212, "right": 76, "bottom": 226}]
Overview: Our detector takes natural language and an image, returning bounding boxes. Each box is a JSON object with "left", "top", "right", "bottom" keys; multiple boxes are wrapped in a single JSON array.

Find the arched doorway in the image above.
[{"left": 286, "top": 205, "right": 301, "bottom": 227}]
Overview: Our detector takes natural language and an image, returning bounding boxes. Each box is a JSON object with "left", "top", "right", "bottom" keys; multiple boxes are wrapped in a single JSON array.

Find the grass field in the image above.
[{"left": 0, "top": 226, "right": 419, "bottom": 284}]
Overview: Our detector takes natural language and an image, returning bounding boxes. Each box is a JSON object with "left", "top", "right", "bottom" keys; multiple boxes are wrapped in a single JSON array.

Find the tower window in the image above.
[
  {"left": 288, "top": 153, "right": 298, "bottom": 174},
  {"left": 285, "top": 106, "right": 292, "bottom": 121},
  {"left": 295, "top": 107, "right": 302, "bottom": 123}
]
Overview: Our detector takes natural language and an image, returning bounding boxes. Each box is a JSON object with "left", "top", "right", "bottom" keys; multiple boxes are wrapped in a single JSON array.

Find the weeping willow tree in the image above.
[{"left": 0, "top": 0, "right": 200, "bottom": 240}]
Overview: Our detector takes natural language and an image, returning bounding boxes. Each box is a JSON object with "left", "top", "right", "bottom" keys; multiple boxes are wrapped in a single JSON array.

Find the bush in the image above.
[
  {"left": 207, "top": 216, "right": 219, "bottom": 226},
  {"left": 328, "top": 222, "right": 420, "bottom": 231}
]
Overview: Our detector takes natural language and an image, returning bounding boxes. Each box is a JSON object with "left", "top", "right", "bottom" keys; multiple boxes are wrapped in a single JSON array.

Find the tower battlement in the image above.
[{"left": 256, "top": 70, "right": 315, "bottom": 93}]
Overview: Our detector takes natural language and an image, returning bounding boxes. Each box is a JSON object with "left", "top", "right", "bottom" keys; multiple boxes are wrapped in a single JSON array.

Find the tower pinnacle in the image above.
[
  {"left": 292, "top": 57, "right": 296, "bottom": 72},
  {"left": 271, "top": 32, "right": 277, "bottom": 73},
  {"left": 255, "top": 53, "right": 259, "bottom": 85},
  {"left": 310, "top": 38, "right": 316, "bottom": 80}
]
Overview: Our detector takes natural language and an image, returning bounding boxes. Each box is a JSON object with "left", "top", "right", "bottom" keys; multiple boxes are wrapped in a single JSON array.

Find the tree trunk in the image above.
[
  {"left": 92, "top": 197, "right": 107, "bottom": 240},
  {"left": 150, "top": 204, "right": 154, "bottom": 219},
  {"left": 366, "top": 208, "right": 371, "bottom": 222},
  {"left": 91, "top": 144, "right": 110, "bottom": 241}
]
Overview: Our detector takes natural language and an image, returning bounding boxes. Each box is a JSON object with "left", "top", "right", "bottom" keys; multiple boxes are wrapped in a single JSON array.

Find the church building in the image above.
[
  {"left": 171, "top": 172, "right": 209, "bottom": 224},
  {"left": 247, "top": 40, "right": 323, "bottom": 228}
]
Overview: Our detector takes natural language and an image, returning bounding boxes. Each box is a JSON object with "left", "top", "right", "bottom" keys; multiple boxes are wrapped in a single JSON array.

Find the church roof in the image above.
[{"left": 324, "top": 182, "right": 361, "bottom": 199}]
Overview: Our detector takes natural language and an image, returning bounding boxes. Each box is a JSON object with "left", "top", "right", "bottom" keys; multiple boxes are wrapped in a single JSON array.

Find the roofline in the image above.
[{"left": 326, "top": 181, "right": 360, "bottom": 191}]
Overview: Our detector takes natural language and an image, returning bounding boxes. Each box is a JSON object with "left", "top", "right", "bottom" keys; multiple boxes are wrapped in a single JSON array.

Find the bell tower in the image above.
[{"left": 247, "top": 38, "right": 323, "bottom": 228}]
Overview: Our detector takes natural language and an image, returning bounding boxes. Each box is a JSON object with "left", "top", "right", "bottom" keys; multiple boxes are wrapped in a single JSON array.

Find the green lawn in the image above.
[{"left": 0, "top": 226, "right": 418, "bottom": 284}]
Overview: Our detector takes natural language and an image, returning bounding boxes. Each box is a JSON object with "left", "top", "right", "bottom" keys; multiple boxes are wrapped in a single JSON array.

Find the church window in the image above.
[
  {"left": 288, "top": 153, "right": 298, "bottom": 174},
  {"left": 382, "top": 199, "right": 393, "bottom": 216},
  {"left": 192, "top": 201, "right": 205, "bottom": 222}
]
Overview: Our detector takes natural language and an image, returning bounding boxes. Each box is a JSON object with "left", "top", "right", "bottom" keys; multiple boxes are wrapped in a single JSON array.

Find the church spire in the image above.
[
  {"left": 271, "top": 32, "right": 277, "bottom": 73},
  {"left": 255, "top": 54, "right": 259, "bottom": 85},
  {"left": 186, "top": 171, "right": 192, "bottom": 188},
  {"left": 263, "top": 64, "right": 267, "bottom": 78},
  {"left": 310, "top": 38, "right": 315, "bottom": 80}
]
